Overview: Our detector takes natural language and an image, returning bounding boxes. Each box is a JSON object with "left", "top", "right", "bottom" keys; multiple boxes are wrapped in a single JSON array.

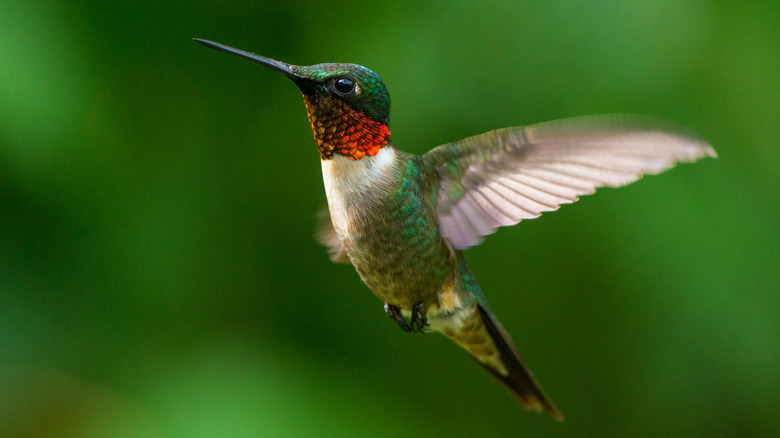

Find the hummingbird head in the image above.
[{"left": 195, "top": 39, "right": 391, "bottom": 160}]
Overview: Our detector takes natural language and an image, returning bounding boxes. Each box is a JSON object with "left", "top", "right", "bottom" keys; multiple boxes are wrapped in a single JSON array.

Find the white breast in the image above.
[{"left": 320, "top": 147, "right": 398, "bottom": 236}]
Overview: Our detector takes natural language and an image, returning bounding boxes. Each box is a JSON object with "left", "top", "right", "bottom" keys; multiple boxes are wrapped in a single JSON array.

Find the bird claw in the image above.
[
  {"left": 410, "top": 301, "right": 429, "bottom": 333},
  {"left": 384, "top": 303, "right": 412, "bottom": 332},
  {"left": 384, "top": 302, "right": 428, "bottom": 333}
]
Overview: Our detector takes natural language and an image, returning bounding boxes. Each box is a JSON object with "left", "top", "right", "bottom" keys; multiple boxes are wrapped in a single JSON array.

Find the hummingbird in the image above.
[{"left": 194, "top": 38, "right": 715, "bottom": 421}]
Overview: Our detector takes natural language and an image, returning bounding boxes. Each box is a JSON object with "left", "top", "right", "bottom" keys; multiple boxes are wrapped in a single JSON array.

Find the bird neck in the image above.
[{"left": 302, "top": 93, "right": 391, "bottom": 161}]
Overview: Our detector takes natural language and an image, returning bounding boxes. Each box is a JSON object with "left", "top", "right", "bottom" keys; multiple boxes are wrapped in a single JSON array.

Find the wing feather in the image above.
[
  {"left": 424, "top": 114, "right": 716, "bottom": 249},
  {"left": 315, "top": 208, "right": 351, "bottom": 263}
]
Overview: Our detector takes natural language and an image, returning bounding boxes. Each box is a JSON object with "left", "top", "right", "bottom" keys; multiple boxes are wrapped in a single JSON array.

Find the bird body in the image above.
[
  {"left": 321, "top": 148, "right": 452, "bottom": 311},
  {"left": 195, "top": 38, "right": 716, "bottom": 421},
  {"left": 321, "top": 145, "right": 561, "bottom": 416}
]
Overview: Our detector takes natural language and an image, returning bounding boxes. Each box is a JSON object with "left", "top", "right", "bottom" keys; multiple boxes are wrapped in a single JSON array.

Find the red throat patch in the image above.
[{"left": 303, "top": 94, "right": 391, "bottom": 160}]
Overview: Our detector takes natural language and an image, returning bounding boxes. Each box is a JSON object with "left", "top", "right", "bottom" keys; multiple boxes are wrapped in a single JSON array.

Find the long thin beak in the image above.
[{"left": 193, "top": 38, "right": 304, "bottom": 80}]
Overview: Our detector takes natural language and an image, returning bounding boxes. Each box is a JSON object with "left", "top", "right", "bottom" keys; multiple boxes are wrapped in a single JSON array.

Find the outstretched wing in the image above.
[{"left": 424, "top": 114, "right": 716, "bottom": 249}]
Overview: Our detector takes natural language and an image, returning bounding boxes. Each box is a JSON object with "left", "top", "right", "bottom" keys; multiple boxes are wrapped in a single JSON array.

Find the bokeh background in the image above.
[{"left": 2, "top": 1, "right": 779, "bottom": 437}]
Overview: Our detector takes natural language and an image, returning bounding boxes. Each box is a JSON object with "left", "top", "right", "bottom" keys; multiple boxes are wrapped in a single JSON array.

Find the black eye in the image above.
[{"left": 334, "top": 77, "right": 355, "bottom": 94}]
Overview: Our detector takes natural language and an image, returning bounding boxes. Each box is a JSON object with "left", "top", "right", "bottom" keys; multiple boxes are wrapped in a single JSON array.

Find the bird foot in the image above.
[
  {"left": 384, "top": 302, "right": 428, "bottom": 333},
  {"left": 410, "top": 301, "right": 429, "bottom": 333},
  {"left": 384, "top": 303, "right": 412, "bottom": 332}
]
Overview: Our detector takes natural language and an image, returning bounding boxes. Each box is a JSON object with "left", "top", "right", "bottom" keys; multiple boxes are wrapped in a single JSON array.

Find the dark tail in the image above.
[{"left": 474, "top": 305, "right": 563, "bottom": 421}]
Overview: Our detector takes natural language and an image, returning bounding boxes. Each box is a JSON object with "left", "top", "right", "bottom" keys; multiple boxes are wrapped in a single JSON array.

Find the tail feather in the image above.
[
  {"left": 438, "top": 303, "right": 563, "bottom": 421},
  {"left": 476, "top": 305, "right": 563, "bottom": 421}
]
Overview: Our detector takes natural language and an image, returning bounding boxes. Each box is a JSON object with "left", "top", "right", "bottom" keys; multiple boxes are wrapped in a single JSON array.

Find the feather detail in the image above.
[
  {"left": 315, "top": 208, "right": 350, "bottom": 263},
  {"left": 425, "top": 114, "right": 716, "bottom": 249},
  {"left": 304, "top": 94, "right": 390, "bottom": 160},
  {"left": 429, "top": 304, "right": 563, "bottom": 421}
]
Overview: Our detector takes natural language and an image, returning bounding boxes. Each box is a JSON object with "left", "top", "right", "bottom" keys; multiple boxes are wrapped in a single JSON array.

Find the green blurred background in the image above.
[{"left": 2, "top": 1, "right": 779, "bottom": 437}]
